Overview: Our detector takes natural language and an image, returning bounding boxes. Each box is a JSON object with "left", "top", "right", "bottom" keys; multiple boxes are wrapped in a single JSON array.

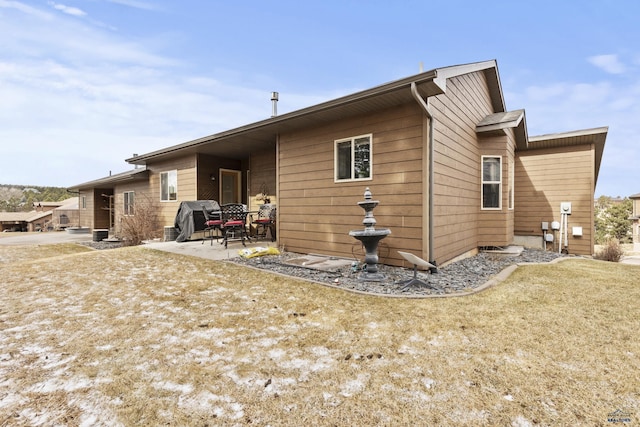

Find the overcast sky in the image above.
[{"left": 0, "top": 0, "right": 638, "bottom": 197}]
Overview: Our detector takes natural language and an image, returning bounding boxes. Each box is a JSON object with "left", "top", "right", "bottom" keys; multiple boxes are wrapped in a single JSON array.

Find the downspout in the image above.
[{"left": 410, "top": 82, "right": 437, "bottom": 273}]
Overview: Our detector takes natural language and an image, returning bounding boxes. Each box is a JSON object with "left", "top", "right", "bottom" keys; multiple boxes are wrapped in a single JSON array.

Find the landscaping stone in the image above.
[{"left": 232, "top": 249, "right": 565, "bottom": 297}]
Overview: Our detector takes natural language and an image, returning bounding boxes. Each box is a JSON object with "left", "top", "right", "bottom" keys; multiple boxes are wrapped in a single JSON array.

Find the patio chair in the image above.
[
  {"left": 202, "top": 205, "right": 222, "bottom": 245},
  {"left": 221, "top": 203, "right": 248, "bottom": 248},
  {"left": 251, "top": 204, "right": 276, "bottom": 241}
]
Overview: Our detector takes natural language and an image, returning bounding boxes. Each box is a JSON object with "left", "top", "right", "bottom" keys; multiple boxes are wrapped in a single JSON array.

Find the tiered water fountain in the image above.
[{"left": 349, "top": 187, "right": 391, "bottom": 281}]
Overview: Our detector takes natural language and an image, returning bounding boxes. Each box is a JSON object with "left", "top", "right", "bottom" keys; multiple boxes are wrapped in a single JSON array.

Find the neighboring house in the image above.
[
  {"left": 630, "top": 193, "right": 640, "bottom": 248},
  {"left": 67, "top": 167, "right": 150, "bottom": 232},
  {"left": 50, "top": 197, "right": 80, "bottom": 230},
  {"left": 0, "top": 211, "right": 33, "bottom": 232},
  {"left": 0, "top": 197, "right": 78, "bottom": 232},
  {"left": 71, "top": 60, "right": 607, "bottom": 267}
]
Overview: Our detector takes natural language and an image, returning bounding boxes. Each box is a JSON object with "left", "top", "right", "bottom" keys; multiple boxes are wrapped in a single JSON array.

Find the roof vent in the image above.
[{"left": 270, "top": 92, "right": 279, "bottom": 117}]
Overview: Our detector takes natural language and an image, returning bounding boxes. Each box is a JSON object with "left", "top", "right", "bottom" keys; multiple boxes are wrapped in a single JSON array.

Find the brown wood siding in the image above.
[
  {"left": 113, "top": 180, "right": 152, "bottom": 236},
  {"left": 278, "top": 103, "right": 425, "bottom": 266},
  {"left": 147, "top": 155, "right": 197, "bottom": 229},
  {"left": 278, "top": 70, "right": 511, "bottom": 267},
  {"left": 78, "top": 191, "right": 94, "bottom": 229},
  {"left": 430, "top": 71, "right": 504, "bottom": 264},
  {"left": 476, "top": 130, "right": 516, "bottom": 247},
  {"left": 515, "top": 144, "right": 595, "bottom": 255},
  {"left": 249, "top": 147, "right": 277, "bottom": 211}
]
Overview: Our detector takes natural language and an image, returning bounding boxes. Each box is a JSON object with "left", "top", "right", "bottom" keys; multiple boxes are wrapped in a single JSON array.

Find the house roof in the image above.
[
  {"left": 69, "top": 167, "right": 149, "bottom": 191},
  {"left": 527, "top": 127, "right": 608, "bottom": 184},
  {"left": 0, "top": 211, "right": 33, "bottom": 223},
  {"left": 629, "top": 193, "right": 640, "bottom": 199},
  {"left": 33, "top": 197, "right": 77, "bottom": 209},
  {"left": 126, "top": 60, "right": 504, "bottom": 165},
  {"left": 476, "top": 109, "right": 528, "bottom": 150}
]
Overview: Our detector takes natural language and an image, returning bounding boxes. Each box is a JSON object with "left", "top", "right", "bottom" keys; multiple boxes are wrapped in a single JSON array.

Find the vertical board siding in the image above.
[{"left": 515, "top": 145, "right": 594, "bottom": 255}]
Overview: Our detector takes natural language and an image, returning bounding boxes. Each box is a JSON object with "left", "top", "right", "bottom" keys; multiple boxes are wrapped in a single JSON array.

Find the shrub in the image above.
[
  {"left": 594, "top": 238, "right": 625, "bottom": 262},
  {"left": 118, "top": 195, "right": 161, "bottom": 246}
]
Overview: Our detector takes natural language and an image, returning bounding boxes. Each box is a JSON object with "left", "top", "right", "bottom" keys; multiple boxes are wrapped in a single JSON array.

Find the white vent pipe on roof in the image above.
[{"left": 271, "top": 92, "right": 279, "bottom": 117}]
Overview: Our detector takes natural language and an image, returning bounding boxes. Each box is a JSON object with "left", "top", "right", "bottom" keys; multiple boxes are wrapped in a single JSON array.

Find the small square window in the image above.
[{"left": 335, "top": 134, "right": 372, "bottom": 181}]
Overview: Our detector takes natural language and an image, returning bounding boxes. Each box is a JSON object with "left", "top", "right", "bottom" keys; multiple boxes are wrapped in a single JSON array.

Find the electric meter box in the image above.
[
  {"left": 545, "top": 233, "right": 554, "bottom": 242},
  {"left": 551, "top": 221, "right": 560, "bottom": 230},
  {"left": 541, "top": 222, "right": 549, "bottom": 231}
]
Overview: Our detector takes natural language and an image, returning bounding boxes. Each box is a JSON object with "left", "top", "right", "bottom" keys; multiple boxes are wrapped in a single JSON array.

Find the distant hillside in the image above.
[{"left": 0, "top": 184, "right": 71, "bottom": 212}]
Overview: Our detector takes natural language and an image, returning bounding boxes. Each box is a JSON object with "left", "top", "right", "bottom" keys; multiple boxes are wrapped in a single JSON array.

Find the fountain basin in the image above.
[{"left": 350, "top": 228, "right": 391, "bottom": 281}]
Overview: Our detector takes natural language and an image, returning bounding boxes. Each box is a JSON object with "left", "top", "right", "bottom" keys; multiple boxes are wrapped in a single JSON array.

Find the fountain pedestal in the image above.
[{"left": 349, "top": 187, "right": 391, "bottom": 281}]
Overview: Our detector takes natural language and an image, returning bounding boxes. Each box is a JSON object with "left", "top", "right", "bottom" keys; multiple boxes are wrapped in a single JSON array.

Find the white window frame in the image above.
[
  {"left": 334, "top": 134, "right": 373, "bottom": 182},
  {"left": 481, "top": 155, "right": 502, "bottom": 210},
  {"left": 123, "top": 191, "right": 134, "bottom": 216},
  {"left": 160, "top": 170, "right": 178, "bottom": 202}
]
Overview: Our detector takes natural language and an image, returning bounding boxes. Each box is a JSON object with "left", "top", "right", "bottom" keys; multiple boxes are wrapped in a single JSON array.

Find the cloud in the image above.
[
  {"left": 106, "top": 0, "right": 158, "bottom": 11},
  {"left": 0, "top": 0, "right": 52, "bottom": 19},
  {"left": 588, "top": 54, "right": 626, "bottom": 74},
  {"left": 47, "top": 1, "right": 86, "bottom": 17}
]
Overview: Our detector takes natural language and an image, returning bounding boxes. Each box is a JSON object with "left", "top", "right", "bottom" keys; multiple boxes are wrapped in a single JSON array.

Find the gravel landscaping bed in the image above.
[{"left": 232, "top": 248, "right": 566, "bottom": 297}]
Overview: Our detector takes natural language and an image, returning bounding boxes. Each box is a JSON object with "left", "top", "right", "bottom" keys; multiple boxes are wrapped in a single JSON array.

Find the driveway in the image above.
[
  {"left": 0, "top": 231, "right": 92, "bottom": 246},
  {"left": 621, "top": 255, "right": 640, "bottom": 265}
]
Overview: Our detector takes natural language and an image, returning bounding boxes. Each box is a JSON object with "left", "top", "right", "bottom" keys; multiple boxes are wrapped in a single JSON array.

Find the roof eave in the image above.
[
  {"left": 68, "top": 167, "right": 149, "bottom": 191},
  {"left": 126, "top": 59, "right": 505, "bottom": 165}
]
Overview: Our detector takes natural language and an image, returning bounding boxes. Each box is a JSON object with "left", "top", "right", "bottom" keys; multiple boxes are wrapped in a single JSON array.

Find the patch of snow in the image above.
[
  {"left": 339, "top": 373, "right": 369, "bottom": 397},
  {"left": 422, "top": 378, "right": 436, "bottom": 389},
  {"left": 511, "top": 415, "right": 533, "bottom": 427},
  {"left": 255, "top": 337, "right": 280, "bottom": 347},
  {"left": 154, "top": 381, "right": 194, "bottom": 394},
  {"left": 309, "top": 346, "right": 330, "bottom": 357},
  {"left": 428, "top": 336, "right": 442, "bottom": 346},
  {"left": 96, "top": 344, "right": 113, "bottom": 351},
  {"left": 29, "top": 376, "right": 93, "bottom": 393},
  {"left": 397, "top": 345, "right": 416, "bottom": 355},
  {"left": 267, "top": 348, "right": 287, "bottom": 360},
  {"left": 504, "top": 394, "right": 514, "bottom": 401}
]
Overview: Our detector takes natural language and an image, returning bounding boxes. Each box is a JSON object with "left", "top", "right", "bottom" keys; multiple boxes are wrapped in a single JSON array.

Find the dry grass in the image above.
[{"left": 1, "top": 244, "right": 639, "bottom": 426}]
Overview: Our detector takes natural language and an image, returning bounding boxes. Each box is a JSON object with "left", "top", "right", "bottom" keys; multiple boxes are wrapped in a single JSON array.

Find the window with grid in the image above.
[{"left": 482, "top": 156, "right": 502, "bottom": 209}]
